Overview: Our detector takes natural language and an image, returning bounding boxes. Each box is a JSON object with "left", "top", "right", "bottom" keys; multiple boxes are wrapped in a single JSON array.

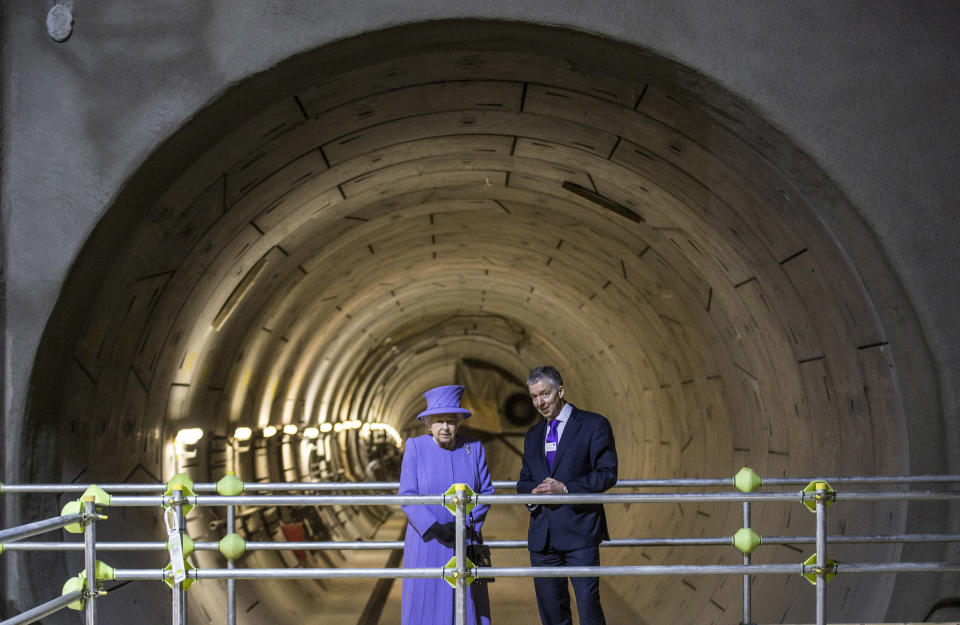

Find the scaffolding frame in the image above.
[{"left": 3, "top": 473, "right": 960, "bottom": 625}]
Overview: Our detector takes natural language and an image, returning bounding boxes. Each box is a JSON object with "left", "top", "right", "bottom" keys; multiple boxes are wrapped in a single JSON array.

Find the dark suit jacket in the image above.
[{"left": 517, "top": 406, "right": 618, "bottom": 552}]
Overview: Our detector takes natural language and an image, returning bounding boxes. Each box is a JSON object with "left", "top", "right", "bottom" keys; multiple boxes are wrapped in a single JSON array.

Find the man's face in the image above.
[{"left": 528, "top": 379, "right": 565, "bottom": 420}]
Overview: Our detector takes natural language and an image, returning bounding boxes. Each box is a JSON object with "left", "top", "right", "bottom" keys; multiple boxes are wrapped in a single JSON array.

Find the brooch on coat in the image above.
[{"left": 464, "top": 443, "right": 471, "bottom": 455}]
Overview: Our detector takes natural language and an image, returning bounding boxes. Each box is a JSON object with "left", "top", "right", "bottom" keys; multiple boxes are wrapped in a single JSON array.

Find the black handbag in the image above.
[{"left": 466, "top": 513, "right": 494, "bottom": 583}]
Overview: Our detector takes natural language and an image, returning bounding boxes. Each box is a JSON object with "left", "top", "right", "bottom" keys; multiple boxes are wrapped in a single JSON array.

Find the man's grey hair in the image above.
[{"left": 526, "top": 366, "right": 563, "bottom": 389}]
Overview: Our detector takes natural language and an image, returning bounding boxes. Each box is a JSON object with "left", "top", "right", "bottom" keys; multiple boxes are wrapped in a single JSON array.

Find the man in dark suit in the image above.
[{"left": 517, "top": 366, "right": 618, "bottom": 625}]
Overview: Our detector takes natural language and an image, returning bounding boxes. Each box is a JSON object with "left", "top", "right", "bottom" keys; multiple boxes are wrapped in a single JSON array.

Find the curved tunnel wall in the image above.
[{"left": 4, "top": 8, "right": 959, "bottom": 625}]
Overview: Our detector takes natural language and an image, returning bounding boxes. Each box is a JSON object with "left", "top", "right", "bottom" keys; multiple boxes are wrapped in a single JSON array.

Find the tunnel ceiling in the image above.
[{"left": 36, "top": 22, "right": 913, "bottom": 623}]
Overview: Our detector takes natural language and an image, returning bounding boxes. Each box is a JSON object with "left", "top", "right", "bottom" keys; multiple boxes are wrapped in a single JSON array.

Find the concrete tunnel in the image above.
[{"left": 3, "top": 4, "right": 960, "bottom": 624}]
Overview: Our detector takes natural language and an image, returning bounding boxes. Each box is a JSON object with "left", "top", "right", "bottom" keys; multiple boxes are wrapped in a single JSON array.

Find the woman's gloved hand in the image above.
[{"left": 423, "top": 522, "right": 457, "bottom": 547}]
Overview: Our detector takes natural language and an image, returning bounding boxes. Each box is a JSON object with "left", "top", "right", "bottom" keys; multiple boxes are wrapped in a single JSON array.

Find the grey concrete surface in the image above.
[{"left": 3, "top": 2, "right": 959, "bottom": 624}]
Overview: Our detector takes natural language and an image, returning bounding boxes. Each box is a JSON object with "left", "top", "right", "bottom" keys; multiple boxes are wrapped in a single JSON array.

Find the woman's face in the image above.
[{"left": 427, "top": 414, "right": 462, "bottom": 449}]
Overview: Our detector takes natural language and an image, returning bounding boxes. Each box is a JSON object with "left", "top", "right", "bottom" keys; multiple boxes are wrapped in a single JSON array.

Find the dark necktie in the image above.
[{"left": 546, "top": 419, "right": 560, "bottom": 470}]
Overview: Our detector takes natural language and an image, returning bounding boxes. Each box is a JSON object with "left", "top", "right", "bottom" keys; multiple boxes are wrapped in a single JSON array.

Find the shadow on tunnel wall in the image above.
[{"left": 11, "top": 18, "right": 952, "bottom": 625}]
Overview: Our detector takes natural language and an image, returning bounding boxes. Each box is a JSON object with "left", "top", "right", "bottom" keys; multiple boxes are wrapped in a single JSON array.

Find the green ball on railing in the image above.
[
  {"left": 733, "top": 467, "right": 762, "bottom": 493},
  {"left": 219, "top": 533, "right": 247, "bottom": 560},
  {"left": 732, "top": 527, "right": 762, "bottom": 554},
  {"left": 216, "top": 472, "right": 245, "bottom": 496}
]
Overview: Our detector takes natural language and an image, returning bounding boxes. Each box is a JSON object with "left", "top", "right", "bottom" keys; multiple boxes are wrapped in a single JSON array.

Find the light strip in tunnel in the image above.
[
  {"left": 174, "top": 428, "right": 204, "bottom": 445},
  {"left": 233, "top": 427, "right": 253, "bottom": 441},
  {"left": 171, "top": 428, "right": 205, "bottom": 476},
  {"left": 362, "top": 422, "right": 402, "bottom": 447},
  {"left": 178, "top": 420, "right": 401, "bottom": 455}
]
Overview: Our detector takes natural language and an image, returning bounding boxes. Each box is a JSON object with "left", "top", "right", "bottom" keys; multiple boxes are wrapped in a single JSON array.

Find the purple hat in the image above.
[{"left": 417, "top": 385, "right": 471, "bottom": 420}]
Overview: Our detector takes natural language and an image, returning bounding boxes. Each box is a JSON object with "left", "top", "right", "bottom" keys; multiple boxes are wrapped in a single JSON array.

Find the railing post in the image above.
[
  {"left": 733, "top": 465, "right": 762, "bottom": 625},
  {"left": 816, "top": 484, "right": 828, "bottom": 625},
  {"left": 742, "top": 501, "right": 752, "bottom": 625},
  {"left": 169, "top": 486, "right": 187, "bottom": 625},
  {"left": 455, "top": 484, "right": 466, "bottom": 625},
  {"left": 83, "top": 496, "right": 98, "bottom": 625},
  {"left": 226, "top": 505, "right": 236, "bottom": 625}
]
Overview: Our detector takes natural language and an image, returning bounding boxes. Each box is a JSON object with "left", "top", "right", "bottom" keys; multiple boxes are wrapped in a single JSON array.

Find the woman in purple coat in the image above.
[{"left": 399, "top": 385, "right": 494, "bottom": 625}]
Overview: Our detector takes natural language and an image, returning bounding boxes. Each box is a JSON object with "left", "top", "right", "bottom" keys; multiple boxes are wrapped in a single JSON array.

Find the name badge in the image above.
[{"left": 544, "top": 442, "right": 558, "bottom": 452}]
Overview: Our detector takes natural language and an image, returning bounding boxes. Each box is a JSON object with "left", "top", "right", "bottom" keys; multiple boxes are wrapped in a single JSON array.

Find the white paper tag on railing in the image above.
[{"left": 165, "top": 508, "right": 187, "bottom": 584}]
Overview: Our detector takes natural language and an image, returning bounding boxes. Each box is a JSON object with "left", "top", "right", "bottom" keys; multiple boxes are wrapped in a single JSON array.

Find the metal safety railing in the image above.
[
  {"left": 0, "top": 495, "right": 107, "bottom": 625},
  {"left": 3, "top": 470, "right": 960, "bottom": 625}
]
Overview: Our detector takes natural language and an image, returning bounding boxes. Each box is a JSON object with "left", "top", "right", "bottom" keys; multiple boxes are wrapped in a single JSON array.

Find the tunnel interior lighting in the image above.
[
  {"left": 263, "top": 425, "right": 278, "bottom": 438},
  {"left": 233, "top": 426, "right": 253, "bottom": 441},
  {"left": 283, "top": 424, "right": 298, "bottom": 435},
  {"left": 174, "top": 428, "right": 204, "bottom": 446},
  {"left": 319, "top": 423, "right": 333, "bottom": 433},
  {"left": 171, "top": 428, "right": 204, "bottom": 475},
  {"left": 333, "top": 422, "right": 343, "bottom": 432},
  {"left": 362, "top": 422, "right": 402, "bottom": 447},
  {"left": 303, "top": 426, "right": 320, "bottom": 439}
]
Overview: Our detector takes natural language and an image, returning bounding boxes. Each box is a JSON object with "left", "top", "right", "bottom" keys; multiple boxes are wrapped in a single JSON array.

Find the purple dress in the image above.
[{"left": 399, "top": 434, "right": 494, "bottom": 625}]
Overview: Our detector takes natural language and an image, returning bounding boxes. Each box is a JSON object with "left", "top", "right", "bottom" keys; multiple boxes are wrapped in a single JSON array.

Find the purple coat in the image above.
[{"left": 399, "top": 434, "right": 494, "bottom": 625}]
